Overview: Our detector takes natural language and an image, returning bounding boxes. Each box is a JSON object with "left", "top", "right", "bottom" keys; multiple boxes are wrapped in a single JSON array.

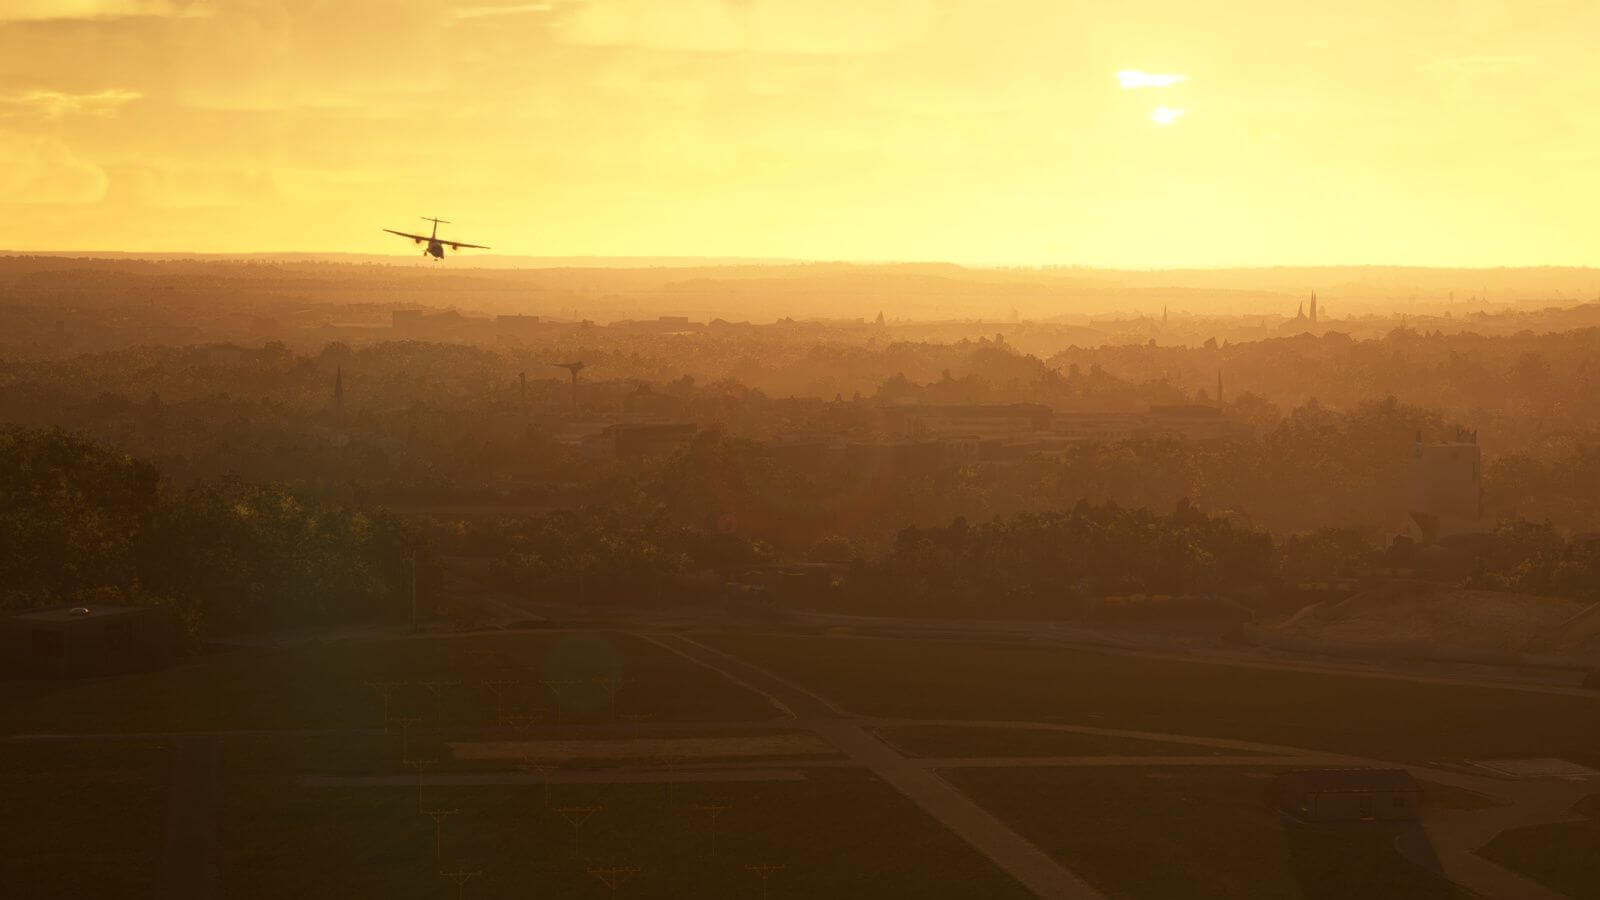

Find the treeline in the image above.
[
  {"left": 7, "top": 425, "right": 1597, "bottom": 635},
  {"left": 618, "top": 401, "right": 1481, "bottom": 545},
  {"left": 0, "top": 427, "right": 417, "bottom": 636},
  {"left": 426, "top": 509, "right": 772, "bottom": 607},
  {"left": 843, "top": 500, "right": 1277, "bottom": 617},
  {"left": 427, "top": 501, "right": 1600, "bottom": 621}
]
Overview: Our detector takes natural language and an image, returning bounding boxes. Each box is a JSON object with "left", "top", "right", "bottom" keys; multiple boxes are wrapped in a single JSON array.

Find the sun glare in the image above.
[
  {"left": 1149, "top": 105, "right": 1187, "bottom": 126},
  {"left": 1118, "top": 70, "right": 1189, "bottom": 89}
]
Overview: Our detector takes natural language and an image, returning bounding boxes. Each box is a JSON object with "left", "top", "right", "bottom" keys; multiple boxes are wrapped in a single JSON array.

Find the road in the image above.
[
  {"left": 641, "top": 631, "right": 1597, "bottom": 900},
  {"left": 640, "top": 632, "right": 1109, "bottom": 900}
]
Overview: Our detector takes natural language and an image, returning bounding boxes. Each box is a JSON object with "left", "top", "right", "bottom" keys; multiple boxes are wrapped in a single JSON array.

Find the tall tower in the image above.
[
  {"left": 1310, "top": 293, "right": 1318, "bottom": 324},
  {"left": 555, "top": 361, "right": 585, "bottom": 410}
]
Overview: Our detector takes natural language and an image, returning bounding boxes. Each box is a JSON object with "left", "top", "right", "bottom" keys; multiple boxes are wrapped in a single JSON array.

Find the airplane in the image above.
[{"left": 383, "top": 217, "right": 490, "bottom": 260}]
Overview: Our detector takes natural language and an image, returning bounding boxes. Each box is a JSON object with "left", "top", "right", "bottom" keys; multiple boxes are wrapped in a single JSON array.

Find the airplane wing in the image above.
[
  {"left": 384, "top": 229, "right": 431, "bottom": 243},
  {"left": 446, "top": 241, "right": 491, "bottom": 250}
]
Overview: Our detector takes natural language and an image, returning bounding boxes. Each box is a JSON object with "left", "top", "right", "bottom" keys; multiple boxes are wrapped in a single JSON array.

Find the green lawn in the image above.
[
  {"left": 1479, "top": 795, "right": 1600, "bottom": 899},
  {"left": 876, "top": 724, "right": 1270, "bottom": 759},
  {"left": 0, "top": 631, "right": 776, "bottom": 735},
  {"left": 704, "top": 634, "right": 1600, "bottom": 766},
  {"left": 946, "top": 766, "right": 1472, "bottom": 900},
  {"left": 216, "top": 765, "right": 1035, "bottom": 899},
  {"left": 0, "top": 742, "right": 170, "bottom": 900}
]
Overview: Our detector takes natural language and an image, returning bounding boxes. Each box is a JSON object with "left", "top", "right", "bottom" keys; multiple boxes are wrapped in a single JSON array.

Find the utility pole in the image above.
[
  {"left": 744, "top": 863, "right": 785, "bottom": 900},
  {"left": 410, "top": 556, "right": 418, "bottom": 632},
  {"left": 421, "top": 808, "right": 461, "bottom": 864},
  {"left": 392, "top": 716, "right": 424, "bottom": 760},
  {"left": 480, "top": 679, "right": 520, "bottom": 726},
  {"left": 587, "top": 861, "right": 640, "bottom": 895},
  {"left": 551, "top": 804, "right": 603, "bottom": 854},
  {"left": 691, "top": 803, "right": 732, "bottom": 857},
  {"left": 439, "top": 869, "right": 481, "bottom": 900},
  {"left": 518, "top": 755, "right": 555, "bottom": 807},
  {"left": 365, "top": 681, "right": 408, "bottom": 731},
  {"left": 420, "top": 680, "right": 459, "bottom": 725}
]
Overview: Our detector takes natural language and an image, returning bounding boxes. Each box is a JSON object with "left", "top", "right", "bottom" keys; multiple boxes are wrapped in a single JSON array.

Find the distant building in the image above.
[
  {"left": 607, "top": 423, "right": 698, "bottom": 460},
  {"left": 764, "top": 437, "right": 837, "bottom": 469},
  {"left": 496, "top": 314, "right": 541, "bottom": 332},
  {"left": 1053, "top": 411, "right": 1144, "bottom": 442},
  {"left": 883, "top": 403, "right": 1053, "bottom": 439},
  {"left": 0, "top": 605, "right": 176, "bottom": 679},
  {"left": 1276, "top": 768, "right": 1421, "bottom": 822},
  {"left": 1410, "top": 430, "right": 1483, "bottom": 541},
  {"left": 1145, "top": 404, "right": 1254, "bottom": 441},
  {"left": 842, "top": 439, "right": 958, "bottom": 472},
  {"left": 622, "top": 384, "right": 685, "bottom": 418},
  {"left": 392, "top": 308, "right": 425, "bottom": 328}
]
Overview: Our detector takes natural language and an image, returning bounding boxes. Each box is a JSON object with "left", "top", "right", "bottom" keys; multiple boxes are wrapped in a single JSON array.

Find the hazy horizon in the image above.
[
  {"left": 4, "top": 1, "right": 1600, "bottom": 269},
  {"left": 9, "top": 248, "right": 1600, "bottom": 276}
]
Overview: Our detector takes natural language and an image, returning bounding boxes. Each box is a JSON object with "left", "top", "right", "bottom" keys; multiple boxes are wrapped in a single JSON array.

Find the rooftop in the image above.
[
  {"left": 8, "top": 604, "right": 156, "bottom": 623},
  {"left": 1276, "top": 768, "right": 1420, "bottom": 794}
]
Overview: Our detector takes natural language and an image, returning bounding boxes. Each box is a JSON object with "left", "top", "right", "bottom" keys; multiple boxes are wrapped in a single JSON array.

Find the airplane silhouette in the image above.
[{"left": 383, "top": 217, "right": 490, "bottom": 260}]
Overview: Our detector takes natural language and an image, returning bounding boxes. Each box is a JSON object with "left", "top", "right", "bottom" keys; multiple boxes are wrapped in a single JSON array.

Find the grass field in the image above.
[
  {"left": 216, "top": 765, "right": 1035, "bottom": 899},
  {"left": 704, "top": 634, "right": 1600, "bottom": 766},
  {"left": 0, "top": 742, "right": 170, "bottom": 900},
  {"left": 0, "top": 631, "right": 816, "bottom": 898},
  {"left": 946, "top": 766, "right": 1472, "bottom": 900},
  {"left": 875, "top": 724, "right": 1270, "bottom": 759},
  {"left": 0, "top": 631, "right": 776, "bottom": 736},
  {"left": 1478, "top": 795, "right": 1600, "bottom": 899}
]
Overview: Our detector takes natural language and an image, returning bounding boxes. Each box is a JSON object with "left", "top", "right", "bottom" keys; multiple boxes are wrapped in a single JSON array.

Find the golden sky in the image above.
[{"left": 1, "top": 0, "right": 1597, "bottom": 266}]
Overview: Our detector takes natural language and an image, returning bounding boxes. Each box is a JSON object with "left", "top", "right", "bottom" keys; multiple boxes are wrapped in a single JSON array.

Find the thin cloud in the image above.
[
  {"left": 0, "top": 1, "right": 207, "bottom": 22},
  {"left": 0, "top": 132, "right": 108, "bottom": 204},
  {"left": 454, "top": 2, "right": 558, "bottom": 19},
  {"left": 1118, "top": 70, "right": 1188, "bottom": 89},
  {"left": 0, "top": 89, "right": 143, "bottom": 119},
  {"left": 552, "top": 0, "right": 933, "bottom": 55}
]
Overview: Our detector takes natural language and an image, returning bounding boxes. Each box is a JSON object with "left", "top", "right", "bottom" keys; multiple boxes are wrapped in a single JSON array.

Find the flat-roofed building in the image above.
[
  {"left": 608, "top": 423, "right": 698, "bottom": 460},
  {"left": 1276, "top": 768, "right": 1421, "bottom": 822},
  {"left": 1145, "top": 404, "right": 1254, "bottom": 441},
  {"left": 1053, "top": 410, "right": 1144, "bottom": 442},
  {"left": 883, "top": 403, "right": 1052, "bottom": 439},
  {"left": 0, "top": 605, "right": 176, "bottom": 679}
]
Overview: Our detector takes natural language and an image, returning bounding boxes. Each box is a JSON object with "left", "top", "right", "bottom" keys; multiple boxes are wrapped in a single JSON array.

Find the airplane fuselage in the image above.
[{"left": 426, "top": 240, "right": 445, "bottom": 259}]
